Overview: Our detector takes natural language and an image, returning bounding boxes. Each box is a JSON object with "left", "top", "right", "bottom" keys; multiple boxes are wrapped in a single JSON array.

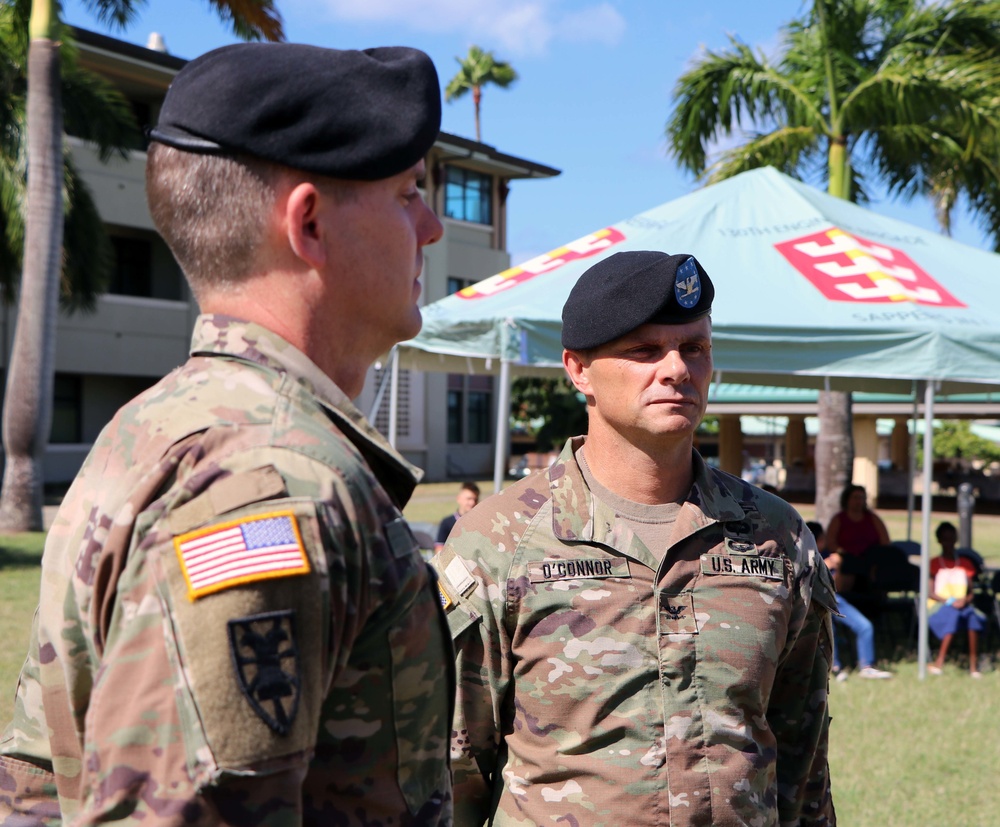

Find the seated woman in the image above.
[
  {"left": 807, "top": 521, "right": 892, "bottom": 680},
  {"left": 928, "top": 521, "right": 985, "bottom": 678},
  {"left": 826, "top": 483, "right": 891, "bottom": 593}
]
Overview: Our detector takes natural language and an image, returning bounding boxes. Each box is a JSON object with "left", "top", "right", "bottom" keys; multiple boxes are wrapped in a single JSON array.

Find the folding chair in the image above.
[
  {"left": 867, "top": 544, "right": 921, "bottom": 654},
  {"left": 891, "top": 539, "right": 921, "bottom": 559},
  {"left": 967, "top": 566, "right": 1000, "bottom": 660}
]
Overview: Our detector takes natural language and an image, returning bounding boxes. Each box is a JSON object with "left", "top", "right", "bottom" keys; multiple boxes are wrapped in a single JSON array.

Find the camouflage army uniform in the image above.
[
  {"left": 434, "top": 437, "right": 836, "bottom": 827},
  {"left": 0, "top": 315, "right": 453, "bottom": 826}
]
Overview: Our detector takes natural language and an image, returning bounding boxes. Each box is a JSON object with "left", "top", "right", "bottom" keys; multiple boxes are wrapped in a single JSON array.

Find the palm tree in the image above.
[
  {"left": 1, "top": 2, "right": 140, "bottom": 307},
  {"left": 666, "top": 0, "right": 1000, "bottom": 525},
  {"left": 0, "top": 0, "right": 284, "bottom": 532},
  {"left": 445, "top": 45, "right": 517, "bottom": 142}
]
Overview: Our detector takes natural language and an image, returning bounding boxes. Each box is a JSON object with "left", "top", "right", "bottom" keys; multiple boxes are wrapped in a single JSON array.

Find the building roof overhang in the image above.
[{"left": 71, "top": 27, "right": 561, "bottom": 180}]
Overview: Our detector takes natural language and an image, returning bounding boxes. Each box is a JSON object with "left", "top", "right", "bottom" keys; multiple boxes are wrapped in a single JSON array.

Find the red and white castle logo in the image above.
[
  {"left": 457, "top": 227, "right": 626, "bottom": 300},
  {"left": 775, "top": 227, "right": 966, "bottom": 308}
]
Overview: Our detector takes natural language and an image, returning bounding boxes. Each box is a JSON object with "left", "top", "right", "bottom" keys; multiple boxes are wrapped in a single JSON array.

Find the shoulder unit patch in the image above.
[{"left": 228, "top": 610, "right": 301, "bottom": 736}]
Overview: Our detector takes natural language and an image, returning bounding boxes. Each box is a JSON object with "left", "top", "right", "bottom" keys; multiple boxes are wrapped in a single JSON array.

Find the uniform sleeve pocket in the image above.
[
  {"left": 445, "top": 596, "right": 482, "bottom": 639},
  {"left": 157, "top": 497, "right": 327, "bottom": 777},
  {"left": 0, "top": 755, "right": 60, "bottom": 825}
]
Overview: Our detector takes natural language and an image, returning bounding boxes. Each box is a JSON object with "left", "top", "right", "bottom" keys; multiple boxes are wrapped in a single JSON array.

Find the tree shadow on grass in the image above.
[{"left": 0, "top": 549, "right": 43, "bottom": 570}]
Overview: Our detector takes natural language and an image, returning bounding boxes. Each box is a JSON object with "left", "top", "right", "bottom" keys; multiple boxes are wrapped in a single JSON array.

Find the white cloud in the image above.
[
  {"left": 560, "top": 3, "right": 625, "bottom": 47},
  {"left": 490, "top": 5, "right": 553, "bottom": 56},
  {"left": 306, "top": 0, "right": 625, "bottom": 55}
]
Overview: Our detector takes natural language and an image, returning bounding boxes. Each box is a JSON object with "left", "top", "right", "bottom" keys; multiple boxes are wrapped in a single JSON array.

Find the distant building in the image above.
[{"left": 0, "top": 28, "right": 559, "bottom": 487}]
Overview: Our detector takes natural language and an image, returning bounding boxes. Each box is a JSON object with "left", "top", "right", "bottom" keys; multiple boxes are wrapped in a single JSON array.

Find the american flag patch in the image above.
[
  {"left": 174, "top": 511, "right": 310, "bottom": 600},
  {"left": 438, "top": 581, "right": 453, "bottom": 611}
]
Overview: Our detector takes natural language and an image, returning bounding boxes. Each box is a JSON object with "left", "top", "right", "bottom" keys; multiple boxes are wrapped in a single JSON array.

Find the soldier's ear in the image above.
[
  {"left": 285, "top": 182, "right": 328, "bottom": 269},
  {"left": 563, "top": 349, "right": 592, "bottom": 396}
]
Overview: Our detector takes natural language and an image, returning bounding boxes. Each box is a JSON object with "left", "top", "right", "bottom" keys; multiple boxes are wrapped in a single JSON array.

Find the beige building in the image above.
[{"left": 0, "top": 28, "right": 558, "bottom": 487}]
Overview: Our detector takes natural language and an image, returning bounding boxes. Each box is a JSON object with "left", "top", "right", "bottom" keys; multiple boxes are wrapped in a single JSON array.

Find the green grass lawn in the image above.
[
  {"left": 3, "top": 499, "right": 999, "bottom": 823},
  {"left": 0, "top": 533, "right": 44, "bottom": 723},
  {"left": 829, "top": 662, "right": 1000, "bottom": 826}
]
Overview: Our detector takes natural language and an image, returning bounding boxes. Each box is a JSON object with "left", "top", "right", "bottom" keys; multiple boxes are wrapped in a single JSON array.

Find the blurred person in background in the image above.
[
  {"left": 928, "top": 521, "right": 985, "bottom": 678},
  {"left": 826, "top": 483, "right": 890, "bottom": 593},
  {"left": 435, "top": 481, "right": 480, "bottom": 551},
  {"left": 808, "top": 521, "right": 892, "bottom": 681}
]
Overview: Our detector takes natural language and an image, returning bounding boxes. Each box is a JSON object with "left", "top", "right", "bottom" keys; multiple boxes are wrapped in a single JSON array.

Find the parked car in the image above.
[{"left": 509, "top": 451, "right": 559, "bottom": 479}]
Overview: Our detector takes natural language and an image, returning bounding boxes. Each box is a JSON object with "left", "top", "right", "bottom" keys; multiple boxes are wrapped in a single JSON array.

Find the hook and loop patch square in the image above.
[{"left": 174, "top": 510, "right": 311, "bottom": 600}]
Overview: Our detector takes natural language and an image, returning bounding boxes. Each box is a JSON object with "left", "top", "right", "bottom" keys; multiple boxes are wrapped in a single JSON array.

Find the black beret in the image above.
[
  {"left": 149, "top": 42, "right": 441, "bottom": 180},
  {"left": 561, "top": 251, "right": 714, "bottom": 350}
]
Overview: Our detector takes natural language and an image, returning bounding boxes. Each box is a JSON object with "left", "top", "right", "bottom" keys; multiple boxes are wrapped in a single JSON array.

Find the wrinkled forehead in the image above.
[{"left": 599, "top": 316, "right": 713, "bottom": 351}]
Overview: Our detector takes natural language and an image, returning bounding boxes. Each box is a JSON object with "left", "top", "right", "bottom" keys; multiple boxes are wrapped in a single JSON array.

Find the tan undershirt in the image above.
[{"left": 577, "top": 447, "right": 683, "bottom": 562}]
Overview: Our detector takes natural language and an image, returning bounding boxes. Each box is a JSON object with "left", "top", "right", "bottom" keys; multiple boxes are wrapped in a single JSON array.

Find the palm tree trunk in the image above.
[
  {"left": 814, "top": 389, "right": 852, "bottom": 527},
  {"left": 0, "top": 12, "right": 62, "bottom": 532},
  {"left": 810, "top": 130, "right": 855, "bottom": 527},
  {"left": 473, "top": 85, "right": 482, "bottom": 142},
  {"left": 828, "top": 139, "right": 850, "bottom": 200}
]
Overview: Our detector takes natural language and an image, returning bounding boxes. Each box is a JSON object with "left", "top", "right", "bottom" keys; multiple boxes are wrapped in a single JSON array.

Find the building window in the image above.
[
  {"left": 447, "top": 387, "right": 463, "bottom": 444},
  {"left": 67, "top": 96, "right": 149, "bottom": 151},
  {"left": 467, "top": 384, "right": 491, "bottom": 443},
  {"left": 444, "top": 166, "right": 492, "bottom": 225},
  {"left": 109, "top": 235, "right": 153, "bottom": 297},
  {"left": 447, "top": 374, "right": 493, "bottom": 444},
  {"left": 50, "top": 374, "right": 82, "bottom": 444},
  {"left": 447, "top": 276, "right": 477, "bottom": 296},
  {"left": 127, "top": 99, "right": 152, "bottom": 151},
  {"left": 107, "top": 230, "right": 184, "bottom": 300}
]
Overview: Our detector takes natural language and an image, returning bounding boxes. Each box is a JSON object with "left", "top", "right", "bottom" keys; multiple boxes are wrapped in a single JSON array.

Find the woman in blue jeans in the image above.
[{"left": 807, "top": 521, "right": 892, "bottom": 680}]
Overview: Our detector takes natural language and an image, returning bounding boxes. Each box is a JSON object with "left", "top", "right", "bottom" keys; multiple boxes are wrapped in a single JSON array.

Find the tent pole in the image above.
[
  {"left": 388, "top": 347, "right": 400, "bottom": 449},
  {"left": 493, "top": 359, "right": 512, "bottom": 494},
  {"left": 906, "top": 381, "right": 918, "bottom": 541},
  {"left": 917, "top": 379, "right": 935, "bottom": 680}
]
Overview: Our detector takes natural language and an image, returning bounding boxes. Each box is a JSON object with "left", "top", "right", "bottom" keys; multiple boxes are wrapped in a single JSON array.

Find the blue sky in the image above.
[{"left": 63, "top": 0, "right": 994, "bottom": 267}]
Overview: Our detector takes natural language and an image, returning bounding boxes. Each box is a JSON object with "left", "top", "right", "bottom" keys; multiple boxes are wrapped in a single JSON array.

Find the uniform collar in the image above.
[
  {"left": 190, "top": 314, "right": 422, "bottom": 507},
  {"left": 548, "top": 436, "right": 748, "bottom": 556}
]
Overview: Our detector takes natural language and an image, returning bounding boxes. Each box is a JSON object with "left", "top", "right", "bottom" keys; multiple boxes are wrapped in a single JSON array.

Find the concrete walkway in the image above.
[{"left": 42, "top": 505, "right": 59, "bottom": 531}]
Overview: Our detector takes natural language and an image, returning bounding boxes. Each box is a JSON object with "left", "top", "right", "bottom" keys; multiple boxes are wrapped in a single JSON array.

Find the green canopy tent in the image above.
[{"left": 395, "top": 166, "right": 1000, "bottom": 676}]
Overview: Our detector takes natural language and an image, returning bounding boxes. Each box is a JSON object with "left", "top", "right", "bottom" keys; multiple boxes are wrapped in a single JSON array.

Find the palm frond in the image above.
[
  {"left": 963, "top": 175, "right": 1000, "bottom": 252},
  {"left": 81, "top": 0, "right": 143, "bottom": 30},
  {"left": 445, "top": 45, "right": 517, "bottom": 100},
  {"left": 59, "top": 55, "right": 139, "bottom": 162},
  {"left": 59, "top": 155, "right": 111, "bottom": 313},
  {"left": 0, "top": 144, "right": 24, "bottom": 302},
  {"left": 667, "top": 36, "right": 827, "bottom": 175},
  {"left": 486, "top": 60, "right": 517, "bottom": 88},
  {"left": 0, "top": 9, "right": 138, "bottom": 307},
  {"left": 204, "top": 0, "right": 285, "bottom": 42},
  {"left": 666, "top": 0, "right": 1000, "bottom": 244},
  {"left": 842, "top": 48, "right": 1000, "bottom": 133},
  {"left": 703, "top": 126, "right": 821, "bottom": 184},
  {"left": 445, "top": 66, "right": 471, "bottom": 102}
]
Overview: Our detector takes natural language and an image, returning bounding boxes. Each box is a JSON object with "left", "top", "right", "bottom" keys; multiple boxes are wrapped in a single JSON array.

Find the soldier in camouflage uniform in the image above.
[
  {"left": 0, "top": 43, "right": 453, "bottom": 826},
  {"left": 434, "top": 251, "right": 837, "bottom": 826}
]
